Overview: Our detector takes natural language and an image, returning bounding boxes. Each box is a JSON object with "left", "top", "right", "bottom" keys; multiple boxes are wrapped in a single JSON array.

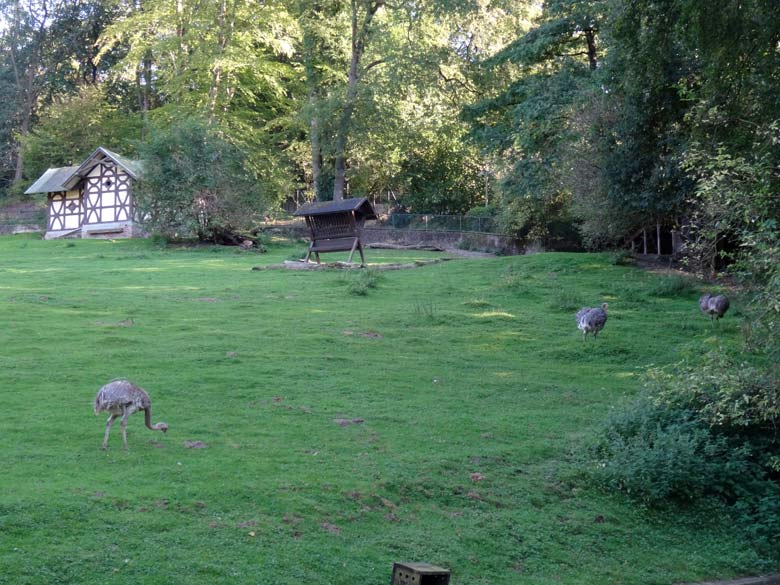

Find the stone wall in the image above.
[
  {"left": 0, "top": 201, "right": 45, "bottom": 235},
  {"left": 363, "top": 227, "right": 521, "bottom": 255}
]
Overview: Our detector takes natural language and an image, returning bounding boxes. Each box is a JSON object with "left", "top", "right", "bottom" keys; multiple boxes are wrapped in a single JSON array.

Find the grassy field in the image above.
[{"left": 0, "top": 234, "right": 774, "bottom": 585}]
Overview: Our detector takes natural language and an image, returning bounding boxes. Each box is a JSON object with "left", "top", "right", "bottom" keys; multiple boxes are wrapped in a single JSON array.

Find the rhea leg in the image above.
[
  {"left": 103, "top": 414, "right": 119, "bottom": 450},
  {"left": 121, "top": 412, "right": 130, "bottom": 450}
]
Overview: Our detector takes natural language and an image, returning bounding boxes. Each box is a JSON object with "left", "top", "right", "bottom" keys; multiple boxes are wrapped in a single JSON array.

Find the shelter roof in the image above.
[
  {"left": 293, "top": 197, "right": 377, "bottom": 219},
  {"left": 24, "top": 147, "right": 141, "bottom": 194},
  {"left": 62, "top": 147, "right": 141, "bottom": 189},
  {"left": 24, "top": 166, "right": 80, "bottom": 194}
]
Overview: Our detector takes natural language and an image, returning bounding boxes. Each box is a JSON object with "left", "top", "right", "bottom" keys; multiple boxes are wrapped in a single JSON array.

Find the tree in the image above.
[
  {"left": 0, "top": 0, "right": 123, "bottom": 192},
  {"left": 463, "top": 0, "right": 604, "bottom": 241},
  {"left": 21, "top": 86, "right": 143, "bottom": 182},
  {"left": 135, "top": 118, "right": 264, "bottom": 242},
  {"left": 99, "top": 0, "right": 303, "bottom": 206}
]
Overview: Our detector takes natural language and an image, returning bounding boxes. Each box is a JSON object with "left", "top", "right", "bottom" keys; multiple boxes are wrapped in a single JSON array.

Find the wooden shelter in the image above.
[
  {"left": 293, "top": 197, "right": 377, "bottom": 266},
  {"left": 25, "top": 147, "right": 141, "bottom": 240}
]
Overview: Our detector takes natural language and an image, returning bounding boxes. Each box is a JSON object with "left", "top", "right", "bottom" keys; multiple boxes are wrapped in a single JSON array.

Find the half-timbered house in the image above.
[{"left": 25, "top": 147, "right": 142, "bottom": 239}]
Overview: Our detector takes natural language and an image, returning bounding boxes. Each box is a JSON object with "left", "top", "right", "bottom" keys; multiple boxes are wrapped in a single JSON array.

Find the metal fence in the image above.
[{"left": 374, "top": 213, "right": 499, "bottom": 234}]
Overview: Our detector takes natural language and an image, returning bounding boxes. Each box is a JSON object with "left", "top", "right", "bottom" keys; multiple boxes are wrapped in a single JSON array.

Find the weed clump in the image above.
[
  {"left": 610, "top": 249, "right": 636, "bottom": 266},
  {"left": 648, "top": 275, "right": 697, "bottom": 297},
  {"left": 343, "top": 269, "right": 380, "bottom": 296},
  {"left": 548, "top": 289, "right": 582, "bottom": 312}
]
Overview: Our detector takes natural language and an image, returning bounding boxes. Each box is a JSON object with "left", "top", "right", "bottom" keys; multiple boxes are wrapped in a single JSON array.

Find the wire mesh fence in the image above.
[{"left": 373, "top": 213, "right": 499, "bottom": 234}]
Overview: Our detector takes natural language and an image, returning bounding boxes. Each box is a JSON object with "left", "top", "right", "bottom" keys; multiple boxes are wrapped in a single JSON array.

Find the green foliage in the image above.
[
  {"left": 397, "top": 138, "right": 484, "bottom": 213},
  {"left": 548, "top": 289, "right": 582, "bottom": 312},
  {"left": 592, "top": 351, "right": 780, "bottom": 548},
  {"left": 648, "top": 353, "right": 780, "bottom": 434},
  {"left": 21, "top": 86, "right": 143, "bottom": 181},
  {"left": 135, "top": 118, "right": 266, "bottom": 241},
  {"left": 647, "top": 275, "right": 697, "bottom": 297},
  {"left": 342, "top": 268, "right": 380, "bottom": 296},
  {"left": 592, "top": 394, "right": 752, "bottom": 503},
  {"left": 464, "top": 1, "right": 603, "bottom": 240},
  {"left": 610, "top": 250, "right": 635, "bottom": 266}
]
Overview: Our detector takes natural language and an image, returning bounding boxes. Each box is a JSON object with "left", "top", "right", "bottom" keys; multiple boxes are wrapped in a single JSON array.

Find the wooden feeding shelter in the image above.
[{"left": 293, "top": 197, "right": 377, "bottom": 266}]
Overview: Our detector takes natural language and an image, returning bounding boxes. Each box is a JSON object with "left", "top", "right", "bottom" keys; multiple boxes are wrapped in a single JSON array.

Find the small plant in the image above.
[
  {"left": 286, "top": 250, "right": 307, "bottom": 262},
  {"left": 413, "top": 299, "right": 438, "bottom": 321},
  {"left": 548, "top": 289, "right": 582, "bottom": 312},
  {"left": 149, "top": 233, "right": 169, "bottom": 248},
  {"left": 344, "top": 269, "right": 380, "bottom": 296},
  {"left": 498, "top": 266, "right": 530, "bottom": 291},
  {"left": 648, "top": 275, "right": 697, "bottom": 297},
  {"left": 64, "top": 241, "right": 76, "bottom": 248},
  {"left": 412, "top": 298, "right": 438, "bottom": 320},
  {"left": 610, "top": 249, "right": 635, "bottom": 266}
]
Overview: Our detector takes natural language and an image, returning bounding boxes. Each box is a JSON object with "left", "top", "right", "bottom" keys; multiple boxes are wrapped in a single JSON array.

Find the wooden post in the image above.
[
  {"left": 656, "top": 223, "right": 661, "bottom": 256},
  {"left": 643, "top": 229, "right": 647, "bottom": 255}
]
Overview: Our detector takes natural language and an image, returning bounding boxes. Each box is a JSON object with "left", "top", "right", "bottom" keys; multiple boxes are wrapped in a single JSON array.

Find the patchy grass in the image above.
[{"left": 0, "top": 234, "right": 772, "bottom": 585}]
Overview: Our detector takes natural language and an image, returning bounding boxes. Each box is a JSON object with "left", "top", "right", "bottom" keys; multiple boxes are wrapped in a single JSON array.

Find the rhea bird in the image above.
[
  {"left": 699, "top": 293, "right": 729, "bottom": 323},
  {"left": 576, "top": 303, "right": 608, "bottom": 339},
  {"left": 94, "top": 379, "right": 168, "bottom": 450}
]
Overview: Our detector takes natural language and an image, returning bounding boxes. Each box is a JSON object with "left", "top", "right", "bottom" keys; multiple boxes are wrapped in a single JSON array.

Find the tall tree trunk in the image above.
[
  {"left": 332, "top": 0, "right": 383, "bottom": 201},
  {"left": 309, "top": 89, "right": 322, "bottom": 200},
  {"left": 303, "top": 26, "right": 322, "bottom": 200},
  {"left": 208, "top": 0, "right": 235, "bottom": 122},
  {"left": 584, "top": 28, "right": 598, "bottom": 70},
  {"left": 8, "top": 0, "right": 48, "bottom": 186}
]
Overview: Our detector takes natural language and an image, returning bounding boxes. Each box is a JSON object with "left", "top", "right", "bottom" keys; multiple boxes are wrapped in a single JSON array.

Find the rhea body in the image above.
[
  {"left": 94, "top": 379, "right": 168, "bottom": 450},
  {"left": 699, "top": 293, "right": 729, "bottom": 323},
  {"left": 576, "top": 303, "right": 609, "bottom": 339}
]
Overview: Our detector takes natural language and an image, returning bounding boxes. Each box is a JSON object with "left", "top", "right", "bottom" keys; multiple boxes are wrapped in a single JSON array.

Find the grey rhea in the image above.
[
  {"left": 576, "top": 303, "right": 608, "bottom": 339},
  {"left": 93, "top": 379, "right": 168, "bottom": 450},
  {"left": 699, "top": 293, "right": 730, "bottom": 323}
]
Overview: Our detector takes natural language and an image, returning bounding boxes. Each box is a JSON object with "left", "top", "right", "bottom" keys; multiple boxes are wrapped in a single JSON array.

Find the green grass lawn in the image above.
[{"left": 0, "top": 234, "right": 774, "bottom": 585}]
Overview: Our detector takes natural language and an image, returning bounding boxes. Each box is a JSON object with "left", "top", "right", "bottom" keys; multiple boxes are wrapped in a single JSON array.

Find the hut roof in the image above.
[
  {"left": 293, "top": 197, "right": 377, "bottom": 220},
  {"left": 24, "top": 166, "right": 80, "bottom": 194},
  {"left": 62, "top": 147, "right": 141, "bottom": 189},
  {"left": 24, "top": 147, "right": 141, "bottom": 195}
]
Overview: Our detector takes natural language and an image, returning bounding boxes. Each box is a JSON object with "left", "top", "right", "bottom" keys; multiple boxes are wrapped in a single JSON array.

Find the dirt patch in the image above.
[
  {"left": 333, "top": 418, "right": 365, "bottom": 427},
  {"left": 321, "top": 522, "right": 341, "bottom": 535},
  {"left": 94, "top": 318, "right": 134, "bottom": 327},
  {"left": 184, "top": 440, "right": 208, "bottom": 449},
  {"left": 359, "top": 331, "right": 382, "bottom": 339}
]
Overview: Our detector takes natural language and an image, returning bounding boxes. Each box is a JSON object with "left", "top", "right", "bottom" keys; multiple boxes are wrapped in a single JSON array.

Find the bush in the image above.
[
  {"left": 591, "top": 394, "right": 753, "bottom": 504},
  {"left": 136, "top": 118, "right": 267, "bottom": 242},
  {"left": 610, "top": 249, "right": 635, "bottom": 266},
  {"left": 548, "top": 289, "right": 582, "bottom": 312},
  {"left": 591, "top": 351, "right": 780, "bottom": 548}
]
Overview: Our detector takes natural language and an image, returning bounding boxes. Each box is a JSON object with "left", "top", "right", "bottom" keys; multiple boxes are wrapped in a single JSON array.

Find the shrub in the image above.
[
  {"left": 591, "top": 393, "right": 753, "bottom": 504},
  {"left": 591, "top": 350, "right": 780, "bottom": 547},
  {"left": 610, "top": 249, "right": 635, "bottom": 266},
  {"left": 136, "top": 118, "right": 267, "bottom": 242}
]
